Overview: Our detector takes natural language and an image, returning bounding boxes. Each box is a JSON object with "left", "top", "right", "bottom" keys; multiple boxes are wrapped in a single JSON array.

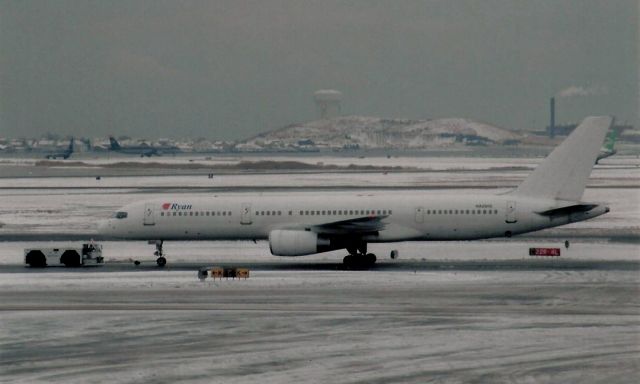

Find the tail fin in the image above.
[
  {"left": 68, "top": 137, "right": 74, "bottom": 152},
  {"left": 602, "top": 129, "right": 617, "bottom": 152},
  {"left": 513, "top": 116, "right": 612, "bottom": 202},
  {"left": 109, "top": 136, "right": 121, "bottom": 150}
]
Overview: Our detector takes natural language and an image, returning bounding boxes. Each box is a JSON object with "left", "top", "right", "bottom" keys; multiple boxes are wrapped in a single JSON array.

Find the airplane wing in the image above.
[{"left": 310, "top": 215, "right": 388, "bottom": 235}]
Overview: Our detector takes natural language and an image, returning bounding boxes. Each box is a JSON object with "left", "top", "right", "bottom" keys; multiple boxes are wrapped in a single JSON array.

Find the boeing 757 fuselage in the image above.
[{"left": 99, "top": 116, "right": 612, "bottom": 267}]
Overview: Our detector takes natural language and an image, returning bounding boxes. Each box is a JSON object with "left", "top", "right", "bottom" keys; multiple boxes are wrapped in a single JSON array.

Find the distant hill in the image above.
[{"left": 239, "top": 116, "right": 524, "bottom": 150}]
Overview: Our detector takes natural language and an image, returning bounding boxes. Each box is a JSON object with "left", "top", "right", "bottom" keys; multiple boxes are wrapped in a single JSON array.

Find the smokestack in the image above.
[{"left": 549, "top": 97, "right": 556, "bottom": 138}]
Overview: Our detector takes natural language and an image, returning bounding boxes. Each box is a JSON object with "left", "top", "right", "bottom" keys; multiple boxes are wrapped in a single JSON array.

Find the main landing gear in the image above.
[
  {"left": 151, "top": 240, "right": 166, "bottom": 267},
  {"left": 343, "top": 243, "right": 376, "bottom": 269}
]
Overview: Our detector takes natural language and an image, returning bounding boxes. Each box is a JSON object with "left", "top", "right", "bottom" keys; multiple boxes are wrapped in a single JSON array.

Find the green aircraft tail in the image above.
[{"left": 603, "top": 130, "right": 617, "bottom": 152}]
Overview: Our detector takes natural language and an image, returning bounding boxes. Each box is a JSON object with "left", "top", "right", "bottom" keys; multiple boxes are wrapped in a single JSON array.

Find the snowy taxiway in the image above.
[{"left": 0, "top": 155, "right": 638, "bottom": 383}]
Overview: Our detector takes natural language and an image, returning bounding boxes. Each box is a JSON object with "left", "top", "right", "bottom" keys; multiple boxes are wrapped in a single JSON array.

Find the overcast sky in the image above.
[{"left": 1, "top": 0, "right": 637, "bottom": 140}]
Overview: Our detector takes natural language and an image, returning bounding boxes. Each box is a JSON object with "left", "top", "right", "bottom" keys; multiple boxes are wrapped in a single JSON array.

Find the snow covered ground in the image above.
[
  {"left": 0, "top": 155, "right": 637, "bottom": 237},
  {"left": 0, "top": 156, "right": 638, "bottom": 383},
  {"left": 1, "top": 264, "right": 638, "bottom": 383},
  {"left": 1, "top": 153, "right": 638, "bottom": 170}
]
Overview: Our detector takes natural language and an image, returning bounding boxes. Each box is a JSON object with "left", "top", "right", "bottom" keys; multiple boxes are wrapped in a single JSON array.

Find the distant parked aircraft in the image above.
[
  {"left": 45, "top": 138, "right": 74, "bottom": 159},
  {"left": 109, "top": 137, "right": 180, "bottom": 157},
  {"left": 595, "top": 130, "right": 618, "bottom": 164}
]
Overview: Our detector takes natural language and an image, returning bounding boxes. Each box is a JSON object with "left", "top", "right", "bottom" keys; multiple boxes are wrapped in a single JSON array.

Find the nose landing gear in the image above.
[{"left": 151, "top": 240, "right": 166, "bottom": 267}]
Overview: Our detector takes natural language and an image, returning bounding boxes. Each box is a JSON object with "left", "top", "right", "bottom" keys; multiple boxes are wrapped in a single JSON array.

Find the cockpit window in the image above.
[{"left": 113, "top": 211, "right": 128, "bottom": 219}]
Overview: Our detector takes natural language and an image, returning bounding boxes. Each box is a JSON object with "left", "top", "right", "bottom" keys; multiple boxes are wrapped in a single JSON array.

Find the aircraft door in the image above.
[
  {"left": 240, "top": 203, "right": 252, "bottom": 225},
  {"left": 143, "top": 203, "right": 156, "bottom": 226},
  {"left": 415, "top": 207, "right": 424, "bottom": 223},
  {"left": 505, "top": 200, "right": 517, "bottom": 223}
]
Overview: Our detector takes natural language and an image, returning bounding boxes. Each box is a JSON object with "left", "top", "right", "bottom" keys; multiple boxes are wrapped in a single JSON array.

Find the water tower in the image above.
[{"left": 314, "top": 90, "right": 342, "bottom": 119}]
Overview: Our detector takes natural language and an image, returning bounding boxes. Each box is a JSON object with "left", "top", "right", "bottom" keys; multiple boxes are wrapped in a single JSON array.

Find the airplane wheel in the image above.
[
  {"left": 365, "top": 253, "right": 377, "bottom": 264},
  {"left": 343, "top": 255, "right": 354, "bottom": 267},
  {"left": 156, "top": 257, "right": 167, "bottom": 267},
  {"left": 343, "top": 254, "right": 376, "bottom": 269}
]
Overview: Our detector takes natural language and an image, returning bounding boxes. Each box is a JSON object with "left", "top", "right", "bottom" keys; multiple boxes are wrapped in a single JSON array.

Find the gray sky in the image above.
[{"left": 1, "top": 0, "right": 637, "bottom": 140}]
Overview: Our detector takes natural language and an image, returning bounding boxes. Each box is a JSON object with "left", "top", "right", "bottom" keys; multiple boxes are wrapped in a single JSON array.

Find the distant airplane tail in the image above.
[
  {"left": 67, "top": 137, "right": 74, "bottom": 152},
  {"left": 109, "top": 137, "right": 121, "bottom": 150},
  {"left": 513, "top": 116, "right": 612, "bottom": 202},
  {"left": 602, "top": 129, "right": 618, "bottom": 152}
]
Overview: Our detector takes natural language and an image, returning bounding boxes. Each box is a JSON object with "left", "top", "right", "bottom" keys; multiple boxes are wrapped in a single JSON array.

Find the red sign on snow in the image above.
[{"left": 529, "top": 248, "right": 561, "bottom": 256}]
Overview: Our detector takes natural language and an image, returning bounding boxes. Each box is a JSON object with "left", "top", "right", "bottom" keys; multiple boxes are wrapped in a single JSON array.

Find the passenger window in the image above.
[
  {"left": 160, "top": 212, "right": 164, "bottom": 217},
  {"left": 438, "top": 210, "right": 442, "bottom": 214},
  {"left": 172, "top": 212, "right": 176, "bottom": 216},
  {"left": 483, "top": 210, "right": 486, "bottom": 214},
  {"left": 322, "top": 210, "right": 326, "bottom": 215}
]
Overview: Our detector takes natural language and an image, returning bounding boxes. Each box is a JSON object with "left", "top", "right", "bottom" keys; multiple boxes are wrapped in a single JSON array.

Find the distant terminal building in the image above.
[{"left": 314, "top": 90, "right": 342, "bottom": 119}]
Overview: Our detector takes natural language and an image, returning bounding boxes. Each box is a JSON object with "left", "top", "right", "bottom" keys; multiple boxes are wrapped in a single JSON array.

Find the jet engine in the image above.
[{"left": 268, "top": 230, "right": 333, "bottom": 256}]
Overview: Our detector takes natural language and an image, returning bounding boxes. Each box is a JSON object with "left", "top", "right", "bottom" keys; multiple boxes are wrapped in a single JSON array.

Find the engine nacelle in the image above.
[{"left": 269, "top": 230, "right": 332, "bottom": 256}]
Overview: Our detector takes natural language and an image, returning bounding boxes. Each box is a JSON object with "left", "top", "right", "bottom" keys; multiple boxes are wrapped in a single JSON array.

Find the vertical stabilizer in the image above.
[
  {"left": 602, "top": 129, "right": 618, "bottom": 152},
  {"left": 514, "top": 116, "right": 612, "bottom": 202},
  {"left": 109, "top": 137, "right": 121, "bottom": 150}
]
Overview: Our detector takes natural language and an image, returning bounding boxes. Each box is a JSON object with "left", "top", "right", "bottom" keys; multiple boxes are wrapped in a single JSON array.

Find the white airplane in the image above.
[{"left": 99, "top": 116, "right": 612, "bottom": 267}]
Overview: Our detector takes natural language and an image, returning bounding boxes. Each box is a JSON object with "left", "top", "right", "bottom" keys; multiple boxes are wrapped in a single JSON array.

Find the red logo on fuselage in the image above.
[{"left": 162, "top": 203, "right": 193, "bottom": 210}]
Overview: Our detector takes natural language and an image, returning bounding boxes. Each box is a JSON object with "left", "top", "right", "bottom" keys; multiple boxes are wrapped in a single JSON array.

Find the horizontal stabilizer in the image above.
[{"left": 536, "top": 204, "right": 597, "bottom": 216}]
